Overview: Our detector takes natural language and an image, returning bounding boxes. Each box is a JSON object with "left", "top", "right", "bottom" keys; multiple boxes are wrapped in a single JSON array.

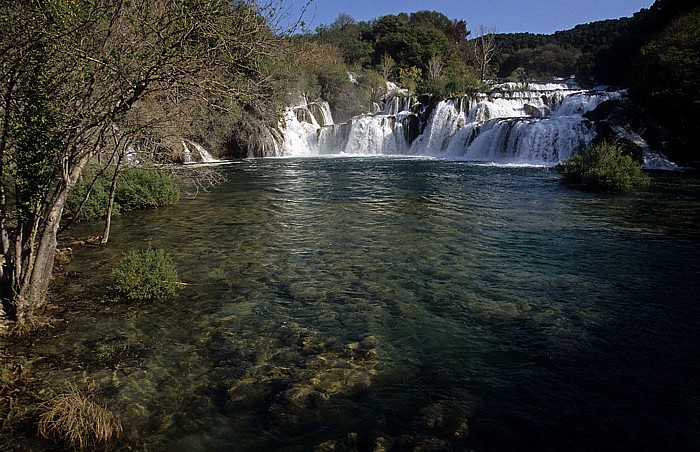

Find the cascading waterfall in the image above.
[
  {"left": 280, "top": 107, "right": 321, "bottom": 156},
  {"left": 182, "top": 139, "right": 219, "bottom": 163},
  {"left": 190, "top": 141, "right": 218, "bottom": 163},
  {"left": 278, "top": 85, "right": 674, "bottom": 167},
  {"left": 182, "top": 140, "right": 194, "bottom": 163}
]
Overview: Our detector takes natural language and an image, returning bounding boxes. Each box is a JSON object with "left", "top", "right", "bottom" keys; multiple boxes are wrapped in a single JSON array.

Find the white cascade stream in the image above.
[
  {"left": 182, "top": 139, "right": 218, "bottom": 164},
  {"left": 279, "top": 86, "right": 675, "bottom": 168}
]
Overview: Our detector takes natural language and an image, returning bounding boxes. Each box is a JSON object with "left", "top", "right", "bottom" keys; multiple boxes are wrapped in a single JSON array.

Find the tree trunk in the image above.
[
  {"left": 59, "top": 159, "right": 114, "bottom": 234},
  {"left": 101, "top": 150, "right": 124, "bottom": 245},
  {"left": 0, "top": 75, "right": 16, "bottom": 327},
  {"left": 14, "top": 156, "right": 90, "bottom": 326}
]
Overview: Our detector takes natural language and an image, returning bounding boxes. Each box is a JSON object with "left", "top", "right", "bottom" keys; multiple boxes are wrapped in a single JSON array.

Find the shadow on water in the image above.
[{"left": 14, "top": 158, "right": 700, "bottom": 450}]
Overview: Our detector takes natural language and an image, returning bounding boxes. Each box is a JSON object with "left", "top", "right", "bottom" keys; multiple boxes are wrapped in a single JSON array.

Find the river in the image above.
[{"left": 40, "top": 157, "right": 700, "bottom": 450}]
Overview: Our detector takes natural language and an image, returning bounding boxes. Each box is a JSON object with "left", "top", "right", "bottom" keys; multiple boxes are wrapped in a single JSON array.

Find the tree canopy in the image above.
[{"left": 0, "top": 0, "right": 287, "bottom": 326}]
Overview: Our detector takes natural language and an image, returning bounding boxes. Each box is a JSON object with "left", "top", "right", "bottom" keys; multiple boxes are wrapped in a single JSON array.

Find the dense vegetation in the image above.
[
  {"left": 558, "top": 141, "right": 651, "bottom": 193},
  {"left": 111, "top": 248, "right": 181, "bottom": 301},
  {"left": 64, "top": 166, "right": 180, "bottom": 223},
  {"left": 0, "top": 0, "right": 292, "bottom": 326}
]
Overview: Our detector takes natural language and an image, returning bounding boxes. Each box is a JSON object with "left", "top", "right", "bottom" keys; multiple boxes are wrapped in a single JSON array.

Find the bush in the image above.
[
  {"left": 63, "top": 165, "right": 117, "bottom": 222},
  {"left": 116, "top": 167, "right": 180, "bottom": 211},
  {"left": 557, "top": 141, "right": 651, "bottom": 192},
  {"left": 64, "top": 165, "right": 179, "bottom": 222},
  {"left": 38, "top": 386, "right": 122, "bottom": 449},
  {"left": 111, "top": 248, "right": 181, "bottom": 301}
]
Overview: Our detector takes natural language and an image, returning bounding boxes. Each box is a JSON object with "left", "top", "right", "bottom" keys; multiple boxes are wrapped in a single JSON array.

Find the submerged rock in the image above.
[
  {"left": 418, "top": 400, "right": 472, "bottom": 438},
  {"left": 208, "top": 322, "right": 385, "bottom": 429}
]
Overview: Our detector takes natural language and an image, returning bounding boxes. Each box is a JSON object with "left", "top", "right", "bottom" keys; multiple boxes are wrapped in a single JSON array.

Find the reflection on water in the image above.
[{"left": 43, "top": 159, "right": 700, "bottom": 450}]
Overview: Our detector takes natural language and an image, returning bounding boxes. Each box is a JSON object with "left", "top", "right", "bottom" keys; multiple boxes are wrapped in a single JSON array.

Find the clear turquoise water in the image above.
[{"left": 52, "top": 158, "right": 700, "bottom": 450}]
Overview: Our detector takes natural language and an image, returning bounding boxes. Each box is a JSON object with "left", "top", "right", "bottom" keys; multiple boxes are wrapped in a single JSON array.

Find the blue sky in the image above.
[{"left": 285, "top": 0, "right": 655, "bottom": 35}]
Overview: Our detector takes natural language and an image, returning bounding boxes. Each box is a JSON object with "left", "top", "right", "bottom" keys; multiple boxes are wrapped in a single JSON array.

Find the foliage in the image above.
[
  {"left": 498, "top": 43, "right": 581, "bottom": 79},
  {"left": 287, "top": 10, "right": 476, "bottom": 105},
  {"left": 358, "top": 71, "right": 388, "bottom": 106},
  {"left": 495, "top": 33, "right": 551, "bottom": 57},
  {"left": 1, "top": 0, "right": 287, "bottom": 325},
  {"left": 505, "top": 67, "right": 528, "bottom": 83},
  {"left": 316, "top": 15, "right": 373, "bottom": 67},
  {"left": 370, "top": 13, "right": 455, "bottom": 72},
  {"left": 399, "top": 67, "right": 423, "bottom": 94},
  {"left": 631, "top": 8, "right": 700, "bottom": 163},
  {"left": 593, "top": 0, "right": 698, "bottom": 85},
  {"left": 38, "top": 386, "right": 122, "bottom": 449},
  {"left": 63, "top": 166, "right": 115, "bottom": 223},
  {"left": 111, "top": 249, "right": 181, "bottom": 301},
  {"left": 494, "top": 15, "right": 639, "bottom": 81},
  {"left": 64, "top": 165, "right": 179, "bottom": 222},
  {"left": 557, "top": 141, "right": 650, "bottom": 193},
  {"left": 115, "top": 168, "right": 180, "bottom": 212},
  {"left": 378, "top": 53, "right": 396, "bottom": 80}
]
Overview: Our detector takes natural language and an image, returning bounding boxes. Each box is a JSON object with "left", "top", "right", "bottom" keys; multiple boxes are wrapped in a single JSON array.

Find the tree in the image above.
[
  {"left": 473, "top": 26, "right": 498, "bottom": 82},
  {"left": 631, "top": 8, "right": 700, "bottom": 163},
  {"left": 446, "top": 19, "right": 470, "bottom": 43},
  {"left": 427, "top": 55, "right": 445, "bottom": 81},
  {"left": 399, "top": 66, "right": 422, "bottom": 93},
  {"left": 0, "top": 0, "right": 283, "bottom": 327},
  {"left": 359, "top": 70, "right": 387, "bottom": 106},
  {"left": 331, "top": 13, "right": 356, "bottom": 30},
  {"left": 379, "top": 53, "right": 395, "bottom": 81},
  {"left": 100, "top": 129, "right": 129, "bottom": 246},
  {"left": 317, "top": 13, "right": 372, "bottom": 67}
]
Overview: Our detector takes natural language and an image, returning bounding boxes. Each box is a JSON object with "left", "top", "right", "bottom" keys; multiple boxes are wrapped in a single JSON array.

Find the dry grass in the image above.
[{"left": 38, "top": 385, "right": 122, "bottom": 449}]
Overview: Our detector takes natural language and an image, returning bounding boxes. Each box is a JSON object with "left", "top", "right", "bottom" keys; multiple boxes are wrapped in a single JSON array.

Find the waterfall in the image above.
[
  {"left": 309, "top": 101, "right": 334, "bottom": 127},
  {"left": 383, "top": 96, "right": 418, "bottom": 116},
  {"left": 454, "top": 116, "right": 595, "bottom": 164},
  {"left": 411, "top": 100, "right": 466, "bottom": 155},
  {"left": 280, "top": 108, "right": 320, "bottom": 156},
  {"left": 278, "top": 85, "right": 675, "bottom": 167},
  {"left": 182, "top": 139, "right": 219, "bottom": 164},
  {"left": 609, "top": 125, "right": 679, "bottom": 170},
  {"left": 190, "top": 141, "right": 218, "bottom": 163},
  {"left": 342, "top": 114, "right": 409, "bottom": 155},
  {"left": 182, "top": 140, "right": 194, "bottom": 164}
]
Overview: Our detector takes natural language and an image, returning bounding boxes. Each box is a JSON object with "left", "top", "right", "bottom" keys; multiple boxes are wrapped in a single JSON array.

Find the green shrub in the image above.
[
  {"left": 64, "top": 165, "right": 179, "bottom": 222},
  {"left": 557, "top": 141, "right": 651, "bottom": 193},
  {"left": 111, "top": 248, "right": 181, "bottom": 301},
  {"left": 63, "top": 165, "right": 117, "bottom": 222},
  {"left": 116, "top": 167, "right": 180, "bottom": 211}
]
